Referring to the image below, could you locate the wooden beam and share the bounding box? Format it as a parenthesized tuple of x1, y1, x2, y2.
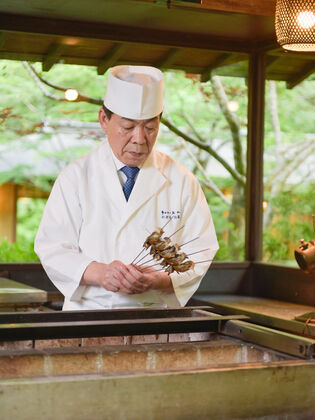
(155, 48, 183, 69)
(286, 62, 315, 89)
(0, 31, 6, 48)
(265, 55, 280, 71)
(268, 50, 315, 62)
(200, 53, 231, 82)
(42, 43, 65, 72)
(0, 13, 252, 53)
(256, 40, 279, 53)
(1, 51, 245, 76)
(192, 0, 276, 17)
(245, 53, 266, 261)
(147, 0, 276, 16)
(173, 0, 201, 4)
(97, 43, 126, 75)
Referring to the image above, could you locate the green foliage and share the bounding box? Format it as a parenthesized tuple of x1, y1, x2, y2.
(0, 165, 33, 185)
(204, 178, 245, 261)
(0, 61, 314, 263)
(263, 183, 315, 263)
(205, 190, 229, 234)
(264, 79, 315, 147)
(0, 237, 38, 262)
(0, 61, 105, 140)
(163, 71, 248, 146)
(0, 198, 45, 262)
(17, 198, 46, 243)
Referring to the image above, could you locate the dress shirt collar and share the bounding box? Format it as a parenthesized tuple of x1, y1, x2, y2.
(110, 147, 126, 171)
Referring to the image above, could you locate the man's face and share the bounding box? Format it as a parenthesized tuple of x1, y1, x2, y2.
(99, 109, 160, 167)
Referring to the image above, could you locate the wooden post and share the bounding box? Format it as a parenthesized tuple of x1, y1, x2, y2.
(245, 53, 265, 261)
(0, 182, 17, 242)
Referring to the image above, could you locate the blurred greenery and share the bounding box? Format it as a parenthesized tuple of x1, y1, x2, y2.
(263, 183, 315, 264)
(0, 237, 38, 262)
(0, 60, 314, 263)
(0, 198, 46, 262)
(17, 198, 46, 245)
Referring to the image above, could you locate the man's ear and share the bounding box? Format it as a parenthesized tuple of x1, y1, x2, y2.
(98, 108, 109, 132)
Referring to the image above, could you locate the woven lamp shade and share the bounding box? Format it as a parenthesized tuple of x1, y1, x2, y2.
(275, 0, 315, 51)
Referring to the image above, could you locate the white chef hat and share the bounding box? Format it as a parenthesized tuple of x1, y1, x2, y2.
(104, 65, 163, 120)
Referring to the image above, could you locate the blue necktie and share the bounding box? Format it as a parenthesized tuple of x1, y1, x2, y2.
(121, 166, 140, 201)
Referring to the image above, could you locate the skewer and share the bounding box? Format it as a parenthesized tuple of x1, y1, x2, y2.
(135, 236, 170, 265)
(152, 237, 171, 251)
(138, 257, 155, 266)
(140, 235, 199, 267)
(194, 259, 213, 264)
(131, 247, 146, 264)
(160, 248, 209, 265)
(139, 251, 173, 267)
(142, 261, 163, 269)
(140, 267, 167, 274)
(167, 225, 184, 239)
(138, 244, 207, 268)
(186, 248, 210, 257)
(141, 253, 186, 271)
(161, 218, 172, 230)
(134, 250, 151, 265)
(179, 236, 199, 248)
(141, 258, 214, 274)
(132, 224, 194, 266)
(133, 227, 165, 264)
(132, 220, 174, 264)
(138, 241, 179, 266)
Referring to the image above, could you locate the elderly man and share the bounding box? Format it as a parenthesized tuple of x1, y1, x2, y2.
(35, 65, 218, 310)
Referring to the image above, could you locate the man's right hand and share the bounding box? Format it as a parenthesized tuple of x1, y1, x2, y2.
(81, 261, 147, 294)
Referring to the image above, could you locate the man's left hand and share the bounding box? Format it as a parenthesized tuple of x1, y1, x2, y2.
(123, 264, 173, 294)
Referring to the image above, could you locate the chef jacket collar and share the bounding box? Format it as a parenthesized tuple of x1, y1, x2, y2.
(109, 146, 143, 188)
(110, 147, 126, 172)
(109, 146, 144, 171)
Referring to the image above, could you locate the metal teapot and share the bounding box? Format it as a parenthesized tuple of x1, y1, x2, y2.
(294, 214, 315, 274)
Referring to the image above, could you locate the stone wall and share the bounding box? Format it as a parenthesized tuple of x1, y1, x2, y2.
(0, 334, 288, 380)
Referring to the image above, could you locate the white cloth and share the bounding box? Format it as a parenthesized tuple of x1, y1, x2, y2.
(35, 140, 218, 310)
(104, 65, 164, 120)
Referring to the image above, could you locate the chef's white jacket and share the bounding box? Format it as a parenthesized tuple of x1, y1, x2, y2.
(35, 139, 218, 310)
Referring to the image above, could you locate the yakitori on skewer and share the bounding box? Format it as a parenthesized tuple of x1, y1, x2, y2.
(140, 247, 210, 270)
(143, 258, 213, 274)
(140, 243, 181, 265)
(132, 223, 205, 276)
(132, 219, 180, 264)
(143, 227, 164, 249)
(166, 260, 194, 274)
(133, 220, 173, 265)
(138, 235, 200, 267)
(165, 259, 213, 274)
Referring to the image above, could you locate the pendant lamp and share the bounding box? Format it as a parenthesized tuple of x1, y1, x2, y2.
(275, 0, 315, 51)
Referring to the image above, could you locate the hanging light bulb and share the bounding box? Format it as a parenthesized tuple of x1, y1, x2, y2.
(227, 100, 239, 112)
(65, 88, 79, 101)
(275, 0, 315, 52)
(297, 10, 315, 28)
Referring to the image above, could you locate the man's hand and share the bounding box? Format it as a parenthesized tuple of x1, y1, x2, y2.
(127, 264, 173, 293)
(81, 261, 173, 294)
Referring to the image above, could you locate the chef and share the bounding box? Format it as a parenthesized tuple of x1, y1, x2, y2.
(35, 65, 218, 310)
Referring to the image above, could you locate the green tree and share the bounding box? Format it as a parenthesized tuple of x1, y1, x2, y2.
(0, 60, 314, 263)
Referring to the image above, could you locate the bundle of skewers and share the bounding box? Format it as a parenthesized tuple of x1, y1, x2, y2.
(132, 220, 212, 275)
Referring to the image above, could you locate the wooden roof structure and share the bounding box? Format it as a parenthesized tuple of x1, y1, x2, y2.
(0, 0, 314, 87)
